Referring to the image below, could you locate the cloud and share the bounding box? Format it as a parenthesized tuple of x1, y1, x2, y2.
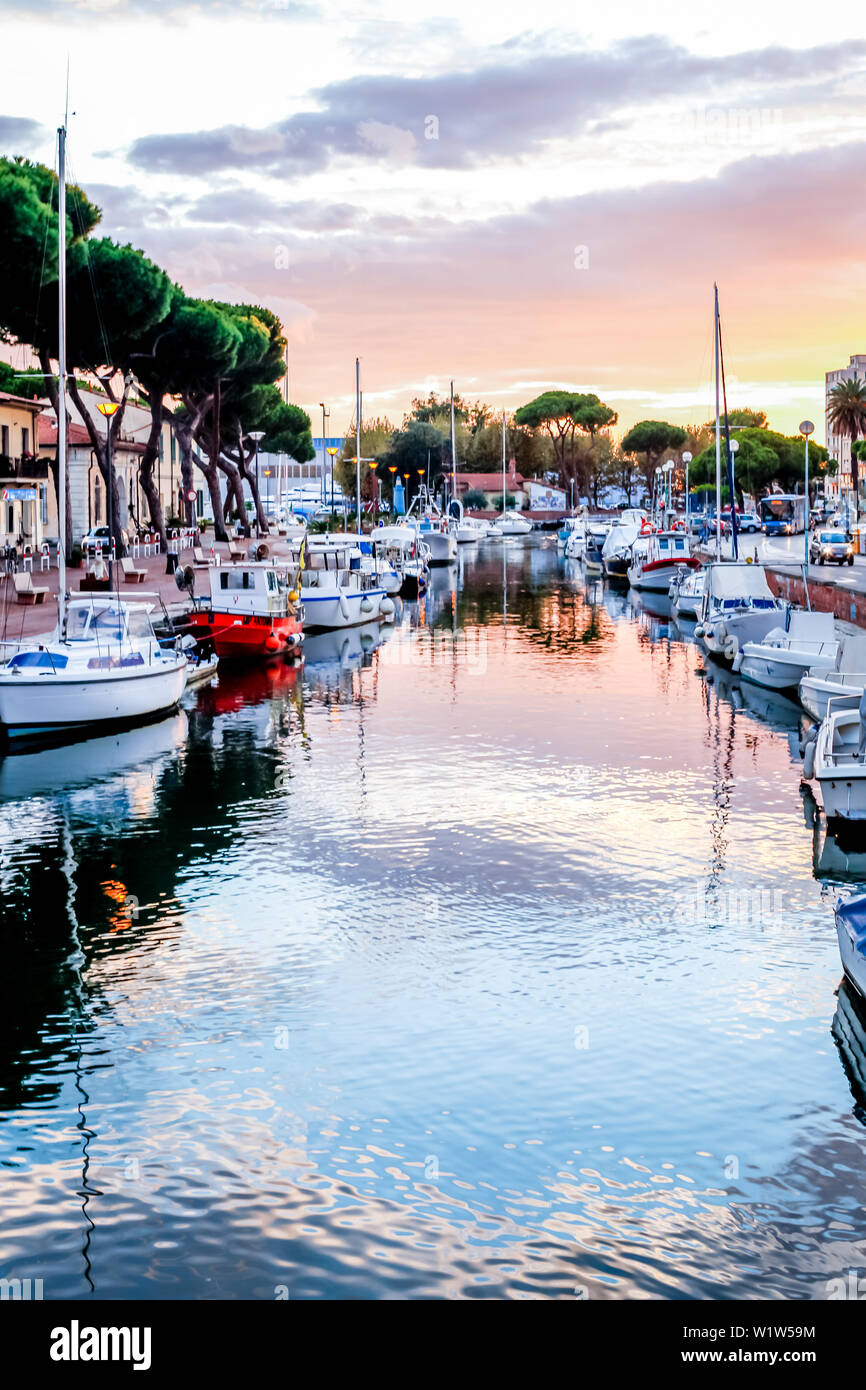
(3, 0, 317, 21)
(0, 115, 48, 152)
(110, 137, 866, 437)
(126, 35, 866, 176)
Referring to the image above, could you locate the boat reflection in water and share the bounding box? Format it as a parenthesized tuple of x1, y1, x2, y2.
(196, 653, 303, 717)
(0, 709, 188, 803)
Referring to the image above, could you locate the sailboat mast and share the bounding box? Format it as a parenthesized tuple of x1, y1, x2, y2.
(57, 124, 67, 634)
(450, 380, 456, 506)
(714, 283, 721, 562)
(355, 356, 361, 536)
(501, 411, 506, 516)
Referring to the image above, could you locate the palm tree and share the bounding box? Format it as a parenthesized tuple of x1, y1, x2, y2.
(828, 376, 866, 509)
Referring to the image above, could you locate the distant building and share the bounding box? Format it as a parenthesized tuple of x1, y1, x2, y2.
(454, 470, 526, 508)
(826, 354, 866, 499)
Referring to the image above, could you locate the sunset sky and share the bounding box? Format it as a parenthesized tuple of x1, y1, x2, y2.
(2, 0, 865, 442)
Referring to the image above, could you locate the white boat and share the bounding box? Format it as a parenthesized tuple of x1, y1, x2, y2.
(491, 509, 533, 538)
(0, 595, 187, 739)
(288, 539, 394, 629)
(695, 562, 788, 662)
(0, 128, 188, 742)
(804, 703, 866, 823)
(602, 509, 648, 581)
(564, 519, 588, 558)
(627, 529, 699, 592)
(734, 610, 840, 692)
(311, 531, 401, 595)
(835, 896, 866, 1001)
(449, 498, 486, 544)
(557, 515, 584, 551)
(799, 634, 866, 722)
(405, 487, 457, 564)
(370, 524, 429, 596)
(583, 523, 610, 574)
(670, 566, 706, 617)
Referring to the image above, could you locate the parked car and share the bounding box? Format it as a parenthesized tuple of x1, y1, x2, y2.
(719, 508, 760, 535)
(809, 528, 854, 566)
(81, 525, 130, 554)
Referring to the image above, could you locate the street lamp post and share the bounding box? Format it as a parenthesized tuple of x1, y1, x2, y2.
(800, 420, 815, 573)
(326, 446, 339, 519)
(682, 452, 692, 526)
(248, 430, 265, 536)
(96, 400, 121, 587)
(318, 403, 329, 506)
(729, 438, 739, 558)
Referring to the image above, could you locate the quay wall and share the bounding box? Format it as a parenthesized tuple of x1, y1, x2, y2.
(765, 567, 866, 628)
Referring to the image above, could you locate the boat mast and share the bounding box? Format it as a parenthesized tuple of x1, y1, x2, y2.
(501, 410, 506, 516)
(355, 356, 361, 536)
(57, 123, 67, 635)
(714, 283, 721, 562)
(450, 380, 456, 511)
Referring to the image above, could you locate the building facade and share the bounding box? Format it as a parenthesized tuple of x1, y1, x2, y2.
(0, 391, 51, 551)
(37, 389, 187, 543)
(825, 354, 866, 501)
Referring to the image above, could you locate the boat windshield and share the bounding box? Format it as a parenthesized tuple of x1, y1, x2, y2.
(66, 603, 127, 642)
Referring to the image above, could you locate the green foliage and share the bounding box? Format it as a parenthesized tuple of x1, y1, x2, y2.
(690, 427, 828, 498)
(461, 487, 488, 509)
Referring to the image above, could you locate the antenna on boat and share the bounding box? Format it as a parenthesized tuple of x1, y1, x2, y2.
(450, 380, 456, 511)
(355, 356, 361, 538)
(57, 122, 68, 638)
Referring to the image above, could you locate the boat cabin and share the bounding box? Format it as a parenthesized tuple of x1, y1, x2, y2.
(209, 564, 291, 615)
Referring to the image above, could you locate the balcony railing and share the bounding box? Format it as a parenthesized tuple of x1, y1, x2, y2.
(0, 455, 49, 481)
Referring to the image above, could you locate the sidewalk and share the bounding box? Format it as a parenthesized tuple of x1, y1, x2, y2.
(0, 534, 305, 643)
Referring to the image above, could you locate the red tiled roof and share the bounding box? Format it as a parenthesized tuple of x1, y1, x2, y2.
(38, 414, 92, 448)
(455, 470, 524, 490)
(38, 413, 147, 453)
(0, 390, 45, 410)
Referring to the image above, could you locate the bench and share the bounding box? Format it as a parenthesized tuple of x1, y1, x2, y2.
(13, 572, 48, 605)
(121, 557, 146, 584)
(228, 541, 245, 562)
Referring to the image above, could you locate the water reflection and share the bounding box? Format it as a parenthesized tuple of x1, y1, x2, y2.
(0, 544, 863, 1300)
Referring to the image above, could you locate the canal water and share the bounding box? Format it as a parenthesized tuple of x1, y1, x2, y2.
(1, 541, 865, 1300)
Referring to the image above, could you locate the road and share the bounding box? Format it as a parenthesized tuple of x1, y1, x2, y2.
(700, 529, 866, 595)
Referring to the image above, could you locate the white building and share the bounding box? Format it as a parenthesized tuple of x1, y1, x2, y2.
(826, 354, 866, 499)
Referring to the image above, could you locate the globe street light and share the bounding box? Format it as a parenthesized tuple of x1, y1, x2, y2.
(800, 420, 815, 572)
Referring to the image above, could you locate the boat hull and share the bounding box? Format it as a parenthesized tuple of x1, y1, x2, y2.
(188, 609, 304, 661)
(0, 660, 187, 737)
(629, 558, 700, 592)
(420, 531, 457, 563)
(302, 588, 387, 629)
(799, 675, 863, 723)
(737, 653, 813, 692)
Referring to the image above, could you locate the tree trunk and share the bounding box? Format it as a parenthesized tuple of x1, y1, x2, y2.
(138, 396, 168, 552)
(67, 375, 128, 558)
(38, 347, 74, 559)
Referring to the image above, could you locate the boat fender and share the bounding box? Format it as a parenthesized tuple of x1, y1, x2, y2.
(360, 596, 375, 614)
(724, 633, 739, 662)
(339, 592, 351, 621)
(694, 624, 704, 639)
(379, 596, 395, 618)
(803, 738, 817, 781)
(799, 725, 818, 760)
(732, 651, 743, 672)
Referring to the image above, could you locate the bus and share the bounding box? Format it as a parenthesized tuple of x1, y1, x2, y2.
(759, 494, 807, 536)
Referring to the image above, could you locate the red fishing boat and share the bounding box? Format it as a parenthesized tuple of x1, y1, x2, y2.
(186, 562, 304, 661)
